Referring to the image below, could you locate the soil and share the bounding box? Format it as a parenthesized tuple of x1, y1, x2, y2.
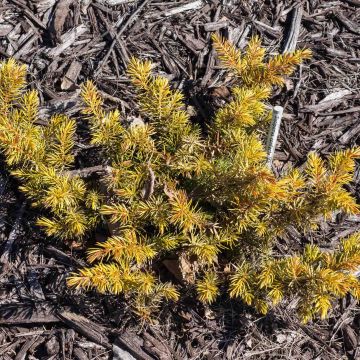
(0, 0, 360, 359)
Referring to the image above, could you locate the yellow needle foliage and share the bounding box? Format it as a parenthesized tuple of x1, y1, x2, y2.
(1, 34, 359, 323)
(0, 60, 100, 240)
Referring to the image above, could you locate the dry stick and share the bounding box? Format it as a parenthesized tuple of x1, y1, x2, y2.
(141, 165, 155, 200)
(65, 165, 112, 178)
(106, 0, 137, 4)
(164, 0, 203, 17)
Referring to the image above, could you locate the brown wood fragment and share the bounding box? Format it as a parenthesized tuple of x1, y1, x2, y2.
(282, 5, 303, 53)
(45, 336, 60, 356)
(143, 331, 179, 360)
(44, 245, 86, 267)
(73, 347, 88, 360)
(300, 90, 352, 113)
(27, 269, 46, 300)
(9, 0, 47, 30)
(57, 311, 111, 350)
(317, 105, 360, 117)
(164, 0, 204, 17)
(339, 122, 360, 144)
(0, 303, 59, 325)
(61, 60, 83, 90)
(114, 332, 155, 360)
(50, 0, 73, 44)
(204, 19, 229, 32)
(254, 20, 281, 37)
(106, 0, 136, 4)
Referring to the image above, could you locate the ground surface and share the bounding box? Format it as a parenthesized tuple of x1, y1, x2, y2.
(0, 0, 360, 359)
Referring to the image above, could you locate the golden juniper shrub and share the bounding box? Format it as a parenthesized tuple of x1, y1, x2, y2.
(1, 35, 359, 322)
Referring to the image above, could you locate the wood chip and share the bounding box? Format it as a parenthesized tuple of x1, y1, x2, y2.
(164, 0, 203, 17)
(57, 311, 111, 350)
(61, 60, 83, 90)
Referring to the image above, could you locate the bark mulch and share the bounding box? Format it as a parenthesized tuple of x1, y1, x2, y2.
(0, 0, 360, 359)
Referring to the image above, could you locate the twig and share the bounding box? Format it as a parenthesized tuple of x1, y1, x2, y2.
(266, 106, 283, 167)
(65, 165, 112, 178)
(164, 0, 203, 17)
(300, 90, 352, 113)
(106, 0, 136, 4)
(141, 165, 155, 200)
(317, 105, 360, 117)
(44, 245, 86, 267)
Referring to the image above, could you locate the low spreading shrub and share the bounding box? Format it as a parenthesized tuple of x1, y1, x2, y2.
(1, 34, 359, 322)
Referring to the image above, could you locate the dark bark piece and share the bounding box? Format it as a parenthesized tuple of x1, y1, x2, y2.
(0, 303, 59, 325)
(94, 0, 150, 76)
(143, 331, 181, 360)
(317, 105, 360, 117)
(49, 0, 73, 44)
(56, 311, 111, 350)
(73, 347, 88, 360)
(281, 5, 303, 53)
(65, 329, 76, 358)
(44, 245, 86, 267)
(300, 90, 353, 113)
(253, 20, 281, 38)
(342, 0, 360, 5)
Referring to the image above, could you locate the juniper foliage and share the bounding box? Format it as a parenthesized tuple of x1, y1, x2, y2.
(1, 35, 359, 322)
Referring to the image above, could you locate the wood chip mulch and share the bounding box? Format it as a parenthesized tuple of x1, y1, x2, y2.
(0, 0, 360, 359)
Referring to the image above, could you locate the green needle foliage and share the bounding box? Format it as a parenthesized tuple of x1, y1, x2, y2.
(1, 34, 359, 323)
